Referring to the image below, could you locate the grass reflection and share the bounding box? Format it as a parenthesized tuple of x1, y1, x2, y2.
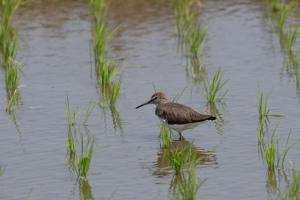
(153, 140, 216, 177)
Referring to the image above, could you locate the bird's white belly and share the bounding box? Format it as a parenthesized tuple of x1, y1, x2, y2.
(167, 122, 204, 133)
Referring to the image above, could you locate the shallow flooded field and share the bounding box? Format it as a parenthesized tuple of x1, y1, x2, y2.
(0, 0, 300, 199)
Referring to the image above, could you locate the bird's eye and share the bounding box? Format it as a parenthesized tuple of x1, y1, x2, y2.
(153, 96, 158, 100)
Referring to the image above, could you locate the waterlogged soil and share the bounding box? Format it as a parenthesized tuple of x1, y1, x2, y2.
(0, 0, 300, 199)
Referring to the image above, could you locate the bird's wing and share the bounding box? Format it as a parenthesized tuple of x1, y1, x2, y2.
(155, 103, 214, 124)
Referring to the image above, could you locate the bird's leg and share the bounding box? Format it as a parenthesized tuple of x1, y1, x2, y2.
(178, 132, 184, 140)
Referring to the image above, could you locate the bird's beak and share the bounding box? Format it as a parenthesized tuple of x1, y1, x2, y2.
(136, 99, 153, 109)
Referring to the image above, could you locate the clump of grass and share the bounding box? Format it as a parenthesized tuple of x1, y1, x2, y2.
(266, 169, 277, 193)
(265, 129, 279, 171)
(65, 96, 95, 127)
(282, 26, 300, 53)
(204, 69, 228, 104)
(268, 0, 281, 12)
(171, 143, 204, 200)
(279, 167, 300, 200)
(173, 0, 196, 40)
(89, 0, 122, 108)
(174, 165, 204, 200)
(280, 130, 299, 170)
(90, 0, 107, 65)
(5, 60, 21, 112)
(160, 124, 171, 149)
(66, 127, 76, 174)
(276, 2, 293, 33)
(173, 0, 207, 84)
(77, 132, 94, 179)
(186, 25, 207, 66)
(286, 168, 300, 199)
(288, 51, 300, 69)
(110, 105, 122, 130)
(168, 148, 187, 175)
(257, 119, 268, 159)
(264, 127, 298, 172)
(168, 143, 196, 175)
(78, 178, 95, 200)
(65, 98, 97, 178)
(0, 0, 22, 113)
(109, 75, 121, 107)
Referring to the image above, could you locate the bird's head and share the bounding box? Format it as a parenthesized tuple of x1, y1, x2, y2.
(136, 92, 170, 109)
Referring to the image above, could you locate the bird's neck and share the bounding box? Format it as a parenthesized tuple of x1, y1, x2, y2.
(157, 100, 170, 106)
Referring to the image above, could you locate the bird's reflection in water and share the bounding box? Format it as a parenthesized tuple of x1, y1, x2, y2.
(153, 140, 217, 177)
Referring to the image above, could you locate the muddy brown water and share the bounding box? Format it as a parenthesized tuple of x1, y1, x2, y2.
(0, 0, 300, 199)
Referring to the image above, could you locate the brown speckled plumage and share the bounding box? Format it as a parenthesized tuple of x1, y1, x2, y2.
(155, 102, 215, 125)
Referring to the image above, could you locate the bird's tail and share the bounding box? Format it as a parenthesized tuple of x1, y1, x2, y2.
(208, 116, 216, 120)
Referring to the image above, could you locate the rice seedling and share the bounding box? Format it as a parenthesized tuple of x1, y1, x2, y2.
(186, 25, 206, 63)
(282, 26, 300, 53)
(276, 2, 293, 33)
(5, 60, 21, 113)
(89, 0, 122, 108)
(167, 143, 196, 175)
(263, 127, 298, 172)
(257, 120, 267, 159)
(172, 146, 204, 200)
(173, 0, 195, 40)
(204, 69, 228, 104)
(93, 17, 108, 78)
(78, 178, 95, 200)
(109, 76, 121, 107)
(257, 92, 270, 121)
(77, 132, 94, 179)
(265, 129, 279, 171)
(66, 96, 95, 127)
(168, 148, 186, 175)
(97, 60, 121, 107)
(286, 168, 300, 199)
(287, 51, 300, 70)
(110, 105, 122, 130)
(256, 105, 285, 161)
(173, 0, 209, 87)
(279, 167, 300, 200)
(160, 123, 172, 149)
(266, 169, 277, 193)
(0, 0, 22, 50)
(1, 31, 18, 69)
(66, 96, 77, 127)
(280, 130, 300, 170)
(191, 61, 207, 85)
(67, 127, 76, 174)
(268, 0, 281, 12)
(67, 127, 76, 155)
(83, 101, 96, 126)
(174, 168, 204, 200)
(0, 0, 23, 112)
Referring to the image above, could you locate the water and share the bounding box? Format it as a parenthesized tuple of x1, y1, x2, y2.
(0, 0, 300, 199)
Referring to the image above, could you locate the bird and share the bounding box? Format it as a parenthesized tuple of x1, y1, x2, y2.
(136, 92, 216, 140)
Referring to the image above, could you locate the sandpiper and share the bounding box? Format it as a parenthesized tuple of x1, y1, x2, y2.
(136, 92, 216, 139)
